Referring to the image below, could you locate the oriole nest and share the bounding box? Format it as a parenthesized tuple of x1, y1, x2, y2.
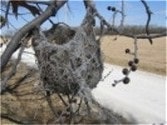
(32, 24, 103, 95)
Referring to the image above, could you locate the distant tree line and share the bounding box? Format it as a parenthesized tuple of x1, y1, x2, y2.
(2, 25, 166, 39)
(93, 25, 166, 35)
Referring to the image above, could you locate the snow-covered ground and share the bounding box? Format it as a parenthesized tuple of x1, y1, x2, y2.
(0, 45, 36, 68)
(1, 45, 166, 124)
(92, 64, 166, 124)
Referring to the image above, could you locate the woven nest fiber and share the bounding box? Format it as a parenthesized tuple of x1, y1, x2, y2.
(32, 25, 103, 95)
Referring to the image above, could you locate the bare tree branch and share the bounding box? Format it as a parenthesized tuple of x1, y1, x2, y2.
(1, 46, 25, 94)
(119, 0, 125, 32)
(99, 8, 166, 39)
(141, 0, 153, 44)
(5, 1, 10, 28)
(0, 0, 67, 71)
(27, 1, 51, 6)
(45, 94, 59, 118)
(1, 114, 25, 124)
(122, 32, 166, 39)
(83, 0, 166, 40)
(1, 8, 31, 15)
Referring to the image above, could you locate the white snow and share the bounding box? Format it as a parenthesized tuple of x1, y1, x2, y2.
(92, 64, 166, 124)
(1, 45, 166, 124)
(0, 45, 36, 68)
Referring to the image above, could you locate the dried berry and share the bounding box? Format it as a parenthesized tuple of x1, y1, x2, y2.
(125, 49, 130, 54)
(112, 84, 116, 87)
(123, 77, 130, 84)
(111, 7, 116, 11)
(107, 6, 111, 10)
(128, 61, 133, 67)
(122, 68, 129, 75)
(134, 58, 139, 64)
(131, 65, 137, 71)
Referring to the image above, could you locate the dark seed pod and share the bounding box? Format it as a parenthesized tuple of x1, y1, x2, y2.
(123, 77, 130, 84)
(111, 7, 116, 11)
(112, 84, 116, 87)
(122, 68, 129, 75)
(131, 65, 137, 71)
(107, 6, 111, 10)
(125, 49, 130, 54)
(134, 58, 139, 64)
(128, 61, 133, 67)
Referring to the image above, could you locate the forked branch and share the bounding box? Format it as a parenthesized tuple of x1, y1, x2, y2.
(141, 0, 153, 44)
(0, 0, 67, 71)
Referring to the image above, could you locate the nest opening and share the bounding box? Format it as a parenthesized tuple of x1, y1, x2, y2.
(44, 24, 76, 45)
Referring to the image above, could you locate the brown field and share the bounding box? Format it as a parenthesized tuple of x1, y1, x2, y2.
(100, 35, 166, 75)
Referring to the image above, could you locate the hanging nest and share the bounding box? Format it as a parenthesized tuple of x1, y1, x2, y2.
(32, 12, 103, 95)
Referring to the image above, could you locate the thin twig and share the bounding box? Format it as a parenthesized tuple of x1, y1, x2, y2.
(75, 98, 83, 115)
(5, 1, 10, 28)
(1, 46, 25, 94)
(122, 32, 166, 39)
(57, 93, 68, 107)
(45, 94, 59, 118)
(101, 70, 113, 81)
(20, 15, 30, 23)
(1, 114, 24, 124)
(27, 1, 51, 6)
(8, 22, 17, 30)
(0, 8, 31, 15)
(119, 0, 126, 32)
(141, 0, 153, 44)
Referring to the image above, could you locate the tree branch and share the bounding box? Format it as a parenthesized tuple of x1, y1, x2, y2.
(1, 114, 24, 124)
(141, 0, 153, 44)
(27, 1, 51, 6)
(0, 0, 67, 72)
(87, 2, 166, 39)
(5, 1, 10, 28)
(1, 8, 31, 15)
(1, 46, 24, 94)
(121, 32, 167, 39)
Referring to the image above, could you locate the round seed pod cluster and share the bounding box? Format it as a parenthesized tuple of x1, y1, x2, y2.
(121, 48, 140, 85)
(107, 6, 116, 12)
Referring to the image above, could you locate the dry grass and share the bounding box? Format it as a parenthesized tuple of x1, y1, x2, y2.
(0, 62, 68, 124)
(100, 35, 166, 75)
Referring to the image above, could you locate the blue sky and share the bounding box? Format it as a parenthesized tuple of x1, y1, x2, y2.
(1, 0, 166, 34)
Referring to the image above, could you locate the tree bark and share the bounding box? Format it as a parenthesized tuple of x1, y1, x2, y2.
(0, 0, 67, 72)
